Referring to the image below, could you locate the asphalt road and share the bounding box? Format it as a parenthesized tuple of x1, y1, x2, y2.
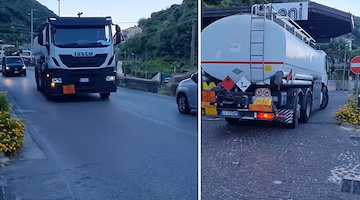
(0, 68, 198, 200)
(202, 91, 360, 200)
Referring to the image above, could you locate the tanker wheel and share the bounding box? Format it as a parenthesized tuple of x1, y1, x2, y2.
(320, 87, 329, 110)
(287, 95, 300, 129)
(300, 95, 312, 123)
(225, 118, 239, 124)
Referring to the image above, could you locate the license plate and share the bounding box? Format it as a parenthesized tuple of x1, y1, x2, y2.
(221, 110, 239, 116)
(14, 71, 19, 73)
(79, 78, 89, 83)
(204, 106, 217, 116)
(63, 85, 75, 94)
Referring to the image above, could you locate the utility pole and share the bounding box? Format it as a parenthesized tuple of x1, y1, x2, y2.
(190, 19, 197, 72)
(57, 0, 60, 16)
(28, 9, 36, 54)
(145, 50, 148, 79)
(342, 44, 348, 90)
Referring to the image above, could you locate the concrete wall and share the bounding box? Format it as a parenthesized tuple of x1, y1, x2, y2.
(118, 76, 159, 93)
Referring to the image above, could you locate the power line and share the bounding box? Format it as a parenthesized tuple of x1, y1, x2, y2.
(130, 18, 195, 38)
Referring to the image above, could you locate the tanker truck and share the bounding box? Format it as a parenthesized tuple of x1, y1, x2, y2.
(201, 4, 329, 128)
(33, 17, 118, 100)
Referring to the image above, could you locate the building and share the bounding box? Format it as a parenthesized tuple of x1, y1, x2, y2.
(122, 26, 142, 42)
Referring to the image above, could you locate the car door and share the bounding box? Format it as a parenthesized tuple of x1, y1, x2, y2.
(187, 74, 198, 109)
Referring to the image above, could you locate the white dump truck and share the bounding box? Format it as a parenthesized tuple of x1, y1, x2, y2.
(33, 17, 118, 99)
(201, 4, 329, 128)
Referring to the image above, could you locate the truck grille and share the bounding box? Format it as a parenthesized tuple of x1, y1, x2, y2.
(59, 54, 107, 68)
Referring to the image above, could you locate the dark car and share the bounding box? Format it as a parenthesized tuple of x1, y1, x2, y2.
(2, 56, 27, 77)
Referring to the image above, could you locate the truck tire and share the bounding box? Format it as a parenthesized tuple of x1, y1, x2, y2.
(300, 95, 312, 123)
(177, 94, 191, 114)
(320, 87, 329, 110)
(225, 118, 239, 124)
(288, 95, 300, 129)
(36, 75, 44, 91)
(100, 92, 111, 99)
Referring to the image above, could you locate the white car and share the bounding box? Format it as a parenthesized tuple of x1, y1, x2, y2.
(176, 73, 198, 114)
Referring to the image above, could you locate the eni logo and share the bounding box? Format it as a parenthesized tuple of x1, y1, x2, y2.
(74, 52, 94, 57)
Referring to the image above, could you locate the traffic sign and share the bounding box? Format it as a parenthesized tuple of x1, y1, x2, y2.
(350, 56, 360, 74)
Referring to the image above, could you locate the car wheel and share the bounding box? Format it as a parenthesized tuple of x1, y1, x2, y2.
(100, 92, 110, 99)
(23, 71, 27, 77)
(177, 94, 191, 114)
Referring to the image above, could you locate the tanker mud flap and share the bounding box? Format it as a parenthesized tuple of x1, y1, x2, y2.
(274, 109, 294, 124)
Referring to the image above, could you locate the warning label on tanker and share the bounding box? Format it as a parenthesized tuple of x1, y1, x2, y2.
(236, 76, 251, 92)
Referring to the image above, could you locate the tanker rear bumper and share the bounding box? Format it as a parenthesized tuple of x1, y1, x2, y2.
(204, 108, 294, 124)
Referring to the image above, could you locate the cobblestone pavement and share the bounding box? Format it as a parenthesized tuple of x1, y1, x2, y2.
(202, 91, 360, 200)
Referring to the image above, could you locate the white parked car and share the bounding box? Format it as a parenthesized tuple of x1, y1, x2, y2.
(176, 72, 198, 114)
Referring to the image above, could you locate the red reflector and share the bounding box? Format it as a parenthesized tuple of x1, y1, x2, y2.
(256, 112, 274, 120)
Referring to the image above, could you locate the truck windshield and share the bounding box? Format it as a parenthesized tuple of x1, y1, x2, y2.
(52, 26, 111, 48)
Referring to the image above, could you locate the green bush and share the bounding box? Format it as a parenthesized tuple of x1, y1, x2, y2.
(334, 95, 360, 125)
(0, 93, 25, 153)
(0, 92, 10, 112)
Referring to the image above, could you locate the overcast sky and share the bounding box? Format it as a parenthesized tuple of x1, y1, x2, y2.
(36, 0, 183, 29)
(311, 0, 360, 16)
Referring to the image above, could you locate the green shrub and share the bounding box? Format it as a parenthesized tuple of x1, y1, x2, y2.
(334, 95, 360, 125)
(0, 92, 10, 112)
(0, 93, 25, 153)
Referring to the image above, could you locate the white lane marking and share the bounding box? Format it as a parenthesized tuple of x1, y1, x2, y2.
(116, 106, 197, 137)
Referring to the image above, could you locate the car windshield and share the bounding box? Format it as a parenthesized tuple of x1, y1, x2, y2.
(6, 58, 23, 64)
(52, 26, 111, 48)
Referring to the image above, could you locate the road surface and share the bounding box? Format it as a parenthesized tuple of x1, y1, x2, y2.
(202, 91, 360, 200)
(0, 67, 198, 200)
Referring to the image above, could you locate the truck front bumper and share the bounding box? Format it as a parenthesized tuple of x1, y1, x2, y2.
(44, 68, 117, 95)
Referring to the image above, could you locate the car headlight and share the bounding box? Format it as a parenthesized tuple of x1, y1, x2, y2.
(22, 65, 26, 69)
(106, 76, 115, 82)
(5, 66, 9, 70)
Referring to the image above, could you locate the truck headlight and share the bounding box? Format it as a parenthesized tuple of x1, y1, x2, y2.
(106, 76, 115, 82)
(5, 66, 10, 70)
(51, 78, 62, 83)
(22, 65, 26, 69)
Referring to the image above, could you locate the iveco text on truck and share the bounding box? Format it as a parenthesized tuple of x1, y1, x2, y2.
(201, 4, 329, 128)
(34, 17, 118, 99)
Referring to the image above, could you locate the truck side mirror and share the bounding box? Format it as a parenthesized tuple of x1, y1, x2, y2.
(38, 33, 44, 45)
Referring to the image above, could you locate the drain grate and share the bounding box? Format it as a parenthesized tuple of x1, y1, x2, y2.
(341, 178, 360, 194)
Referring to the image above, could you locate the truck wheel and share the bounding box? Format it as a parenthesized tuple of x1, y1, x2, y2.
(100, 92, 110, 99)
(37, 76, 43, 91)
(225, 118, 239, 124)
(177, 94, 191, 114)
(288, 96, 300, 129)
(320, 87, 329, 110)
(300, 95, 312, 123)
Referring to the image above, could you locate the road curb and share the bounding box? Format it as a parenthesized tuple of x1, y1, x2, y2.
(339, 124, 360, 133)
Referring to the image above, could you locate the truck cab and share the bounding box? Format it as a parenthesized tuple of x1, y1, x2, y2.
(34, 17, 117, 99)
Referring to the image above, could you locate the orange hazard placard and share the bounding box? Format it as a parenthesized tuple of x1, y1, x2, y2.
(202, 91, 216, 103)
(63, 85, 75, 94)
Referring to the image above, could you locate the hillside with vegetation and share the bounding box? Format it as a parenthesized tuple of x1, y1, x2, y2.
(120, 0, 197, 77)
(0, 0, 56, 44)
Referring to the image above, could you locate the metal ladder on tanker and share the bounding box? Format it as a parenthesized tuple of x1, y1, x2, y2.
(249, 4, 316, 85)
(249, 4, 272, 85)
